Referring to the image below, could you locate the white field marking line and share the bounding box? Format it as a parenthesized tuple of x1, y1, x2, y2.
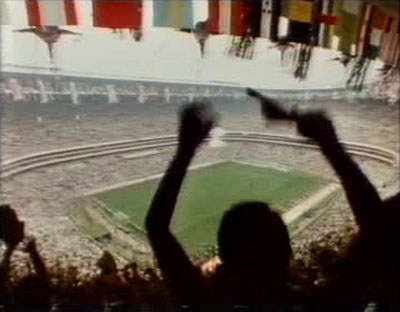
(232, 160, 290, 172)
(119, 149, 160, 160)
(282, 183, 340, 224)
(85, 160, 227, 196)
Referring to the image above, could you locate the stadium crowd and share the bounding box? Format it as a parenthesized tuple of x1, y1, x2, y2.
(1, 90, 399, 311)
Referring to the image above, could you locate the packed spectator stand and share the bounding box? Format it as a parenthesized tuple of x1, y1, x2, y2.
(1, 89, 398, 311)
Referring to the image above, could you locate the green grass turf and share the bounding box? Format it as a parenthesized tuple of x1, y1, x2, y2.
(95, 161, 325, 253)
(69, 206, 109, 240)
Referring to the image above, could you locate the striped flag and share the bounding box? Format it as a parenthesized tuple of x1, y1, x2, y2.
(371, 7, 392, 33)
(362, 5, 392, 59)
(153, 0, 194, 29)
(317, 0, 337, 48)
(25, 0, 78, 26)
(93, 0, 142, 30)
(207, 0, 262, 37)
(207, 0, 232, 35)
(286, 0, 315, 44)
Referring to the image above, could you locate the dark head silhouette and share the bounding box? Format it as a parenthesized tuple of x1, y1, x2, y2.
(217, 201, 292, 282)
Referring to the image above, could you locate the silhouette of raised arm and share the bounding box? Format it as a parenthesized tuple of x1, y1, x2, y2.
(0, 205, 24, 305)
(296, 112, 383, 235)
(145, 102, 216, 302)
(24, 237, 48, 280)
(248, 88, 384, 235)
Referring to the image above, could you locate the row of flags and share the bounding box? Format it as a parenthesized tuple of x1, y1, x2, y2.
(2, 1, 398, 67)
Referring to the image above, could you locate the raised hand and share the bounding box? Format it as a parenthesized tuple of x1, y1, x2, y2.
(296, 111, 338, 144)
(178, 102, 217, 151)
(246, 88, 298, 121)
(23, 236, 37, 254)
(0, 204, 24, 247)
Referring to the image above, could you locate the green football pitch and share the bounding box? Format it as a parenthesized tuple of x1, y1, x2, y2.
(95, 162, 324, 253)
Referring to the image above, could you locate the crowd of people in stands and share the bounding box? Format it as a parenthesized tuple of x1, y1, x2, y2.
(1, 89, 398, 311)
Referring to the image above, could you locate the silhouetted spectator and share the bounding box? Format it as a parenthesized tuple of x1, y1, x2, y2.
(145, 102, 301, 310)
(14, 237, 50, 311)
(0, 205, 24, 308)
(248, 88, 399, 309)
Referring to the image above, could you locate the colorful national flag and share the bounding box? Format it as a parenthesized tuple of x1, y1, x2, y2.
(230, 0, 262, 37)
(93, 0, 142, 30)
(288, 0, 313, 23)
(207, 0, 231, 34)
(207, 0, 262, 37)
(286, 0, 321, 44)
(153, 0, 194, 29)
(361, 5, 391, 59)
(316, 0, 337, 48)
(333, 1, 362, 54)
(25, 0, 78, 26)
(370, 7, 393, 33)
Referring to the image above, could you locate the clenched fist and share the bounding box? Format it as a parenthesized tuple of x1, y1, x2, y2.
(178, 102, 218, 150)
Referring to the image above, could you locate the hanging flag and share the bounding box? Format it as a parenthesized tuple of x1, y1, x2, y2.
(208, 0, 262, 37)
(207, 0, 220, 34)
(333, 0, 362, 54)
(207, 0, 231, 35)
(286, 0, 319, 44)
(25, 0, 78, 26)
(371, 8, 393, 33)
(153, 0, 194, 29)
(218, 0, 232, 34)
(230, 0, 262, 37)
(357, 3, 374, 57)
(317, 0, 336, 48)
(361, 5, 391, 59)
(260, 0, 281, 41)
(371, 8, 386, 29)
(206, 0, 236, 36)
(288, 0, 313, 23)
(93, 0, 142, 30)
(379, 16, 399, 66)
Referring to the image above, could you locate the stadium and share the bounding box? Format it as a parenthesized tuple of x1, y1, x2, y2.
(2, 69, 398, 265)
(0, 0, 399, 309)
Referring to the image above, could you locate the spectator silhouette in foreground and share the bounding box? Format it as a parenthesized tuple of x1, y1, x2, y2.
(14, 236, 50, 311)
(145, 102, 295, 310)
(249, 88, 400, 309)
(0, 205, 24, 307)
(0, 205, 50, 311)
